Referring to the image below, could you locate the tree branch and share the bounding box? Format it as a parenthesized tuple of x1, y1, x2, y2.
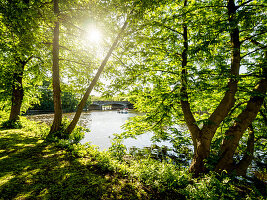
(240, 31, 267, 44)
(241, 46, 267, 59)
(59, 58, 94, 66)
(236, 0, 253, 9)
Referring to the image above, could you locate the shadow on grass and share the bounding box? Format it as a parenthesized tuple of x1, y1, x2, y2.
(0, 130, 150, 200)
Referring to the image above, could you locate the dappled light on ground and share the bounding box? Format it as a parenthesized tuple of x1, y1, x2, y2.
(0, 130, 149, 199)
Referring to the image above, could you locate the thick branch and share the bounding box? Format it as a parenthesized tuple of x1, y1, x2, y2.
(241, 46, 267, 59)
(236, 0, 253, 9)
(215, 66, 267, 172)
(240, 31, 267, 44)
(235, 124, 255, 176)
(180, 0, 200, 149)
(201, 0, 240, 138)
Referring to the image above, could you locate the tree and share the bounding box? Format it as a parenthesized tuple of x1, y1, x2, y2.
(44, 0, 133, 135)
(64, 0, 165, 134)
(49, 0, 63, 133)
(0, 0, 48, 122)
(110, 0, 266, 176)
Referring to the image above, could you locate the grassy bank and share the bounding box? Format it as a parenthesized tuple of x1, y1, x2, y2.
(0, 117, 265, 199)
(0, 129, 152, 199)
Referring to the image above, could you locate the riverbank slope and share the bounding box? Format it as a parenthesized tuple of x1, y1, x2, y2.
(0, 128, 156, 199)
(0, 119, 265, 199)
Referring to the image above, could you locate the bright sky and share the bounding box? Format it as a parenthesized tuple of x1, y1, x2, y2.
(86, 26, 102, 44)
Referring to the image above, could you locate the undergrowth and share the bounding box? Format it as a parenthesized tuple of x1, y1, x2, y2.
(0, 112, 265, 199)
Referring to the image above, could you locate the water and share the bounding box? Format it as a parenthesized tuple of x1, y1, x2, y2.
(27, 110, 170, 151)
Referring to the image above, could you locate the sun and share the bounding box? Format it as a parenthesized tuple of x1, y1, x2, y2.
(87, 28, 102, 44)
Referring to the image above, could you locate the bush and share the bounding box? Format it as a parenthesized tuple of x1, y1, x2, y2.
(128, 158, 191, 192)
(183, 172, 239, 199)
(1, 119, 23, 129)
(47, 117, 85, 142)
(109, 133, 127, 161)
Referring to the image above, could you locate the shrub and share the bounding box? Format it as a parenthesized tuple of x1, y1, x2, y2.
(1, 119, 23, 129)
(109, 133, 127, 161)
(46, 117, 86, 145)
(183, 172, 239, 199)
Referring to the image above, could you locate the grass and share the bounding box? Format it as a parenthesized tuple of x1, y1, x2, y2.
(0, 129, 155, 199)
(0, 116, 265, 199)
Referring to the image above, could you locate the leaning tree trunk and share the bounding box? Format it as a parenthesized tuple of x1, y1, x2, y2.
(49, 0, 63, 134)
(215, 67, 267, 173)
(9, 57, 32, 122)
(65, 20, 128, 135)
(215, 39, 267, 174)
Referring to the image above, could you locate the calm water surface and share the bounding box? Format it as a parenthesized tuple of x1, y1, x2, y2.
(27, 110, 170, 151)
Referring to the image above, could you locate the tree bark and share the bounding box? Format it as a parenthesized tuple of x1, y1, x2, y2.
(9, 57, 32, 122)
(180, 4, 200, 151)
(215, 38, 267, 173)
(215, 68, 267, 172)
(179, 0, 211, 177)
(49, 0, 63, 134)
(234, 125, 255, 176)
(186, 0, 241, 176)
(65, 19, 129, 134)
(201, 0, 240, 140)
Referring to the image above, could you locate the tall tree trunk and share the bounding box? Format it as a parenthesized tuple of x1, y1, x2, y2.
(49, 0, 62, 134)
(65, 19, 129, 135)
(185, 0, 241, 176)
(9, 57, 32, 122)
(9, 63, 25, 122)
(179, 0, 205, 176)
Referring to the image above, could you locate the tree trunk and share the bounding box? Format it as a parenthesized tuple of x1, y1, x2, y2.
(9, 63, 25, 122)
(187, 0, 241, 176)
(234, 125, 255, 176)
(180, 1, 200, 152)
(9, 57, 32, 122)
(65, 19, 129, 134)
(49, 0, 63, 134)
(215, 69, 267, 173)
(215, 41, 267, 173)
(188, 136, 211, 176)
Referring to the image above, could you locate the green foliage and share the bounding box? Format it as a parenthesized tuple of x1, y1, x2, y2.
(32, 81, 81, 112)
(129, 159, 191, 191)
(0, 112, 49, 138)
(183, 172, 238, 199)
(107, 0, 267, 175)
(47, 117, 86, 145)
(0, 127, 265, 199)
(21, 118, 49, 138)
(109, 133, 127, 161)
(0, 0, 49, 114)
(1, 119, 23, 129)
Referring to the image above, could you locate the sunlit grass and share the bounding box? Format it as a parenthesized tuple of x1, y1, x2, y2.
(0, 117, 264, 199)
(0, 128, 150, 199)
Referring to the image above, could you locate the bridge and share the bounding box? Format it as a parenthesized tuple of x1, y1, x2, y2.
(88, 101, 133, 110)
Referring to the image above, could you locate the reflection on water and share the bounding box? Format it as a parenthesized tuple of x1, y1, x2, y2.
(27, 110, 170, 151)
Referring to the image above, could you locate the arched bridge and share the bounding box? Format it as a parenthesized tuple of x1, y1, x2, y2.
(88, 101, 133, 110)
